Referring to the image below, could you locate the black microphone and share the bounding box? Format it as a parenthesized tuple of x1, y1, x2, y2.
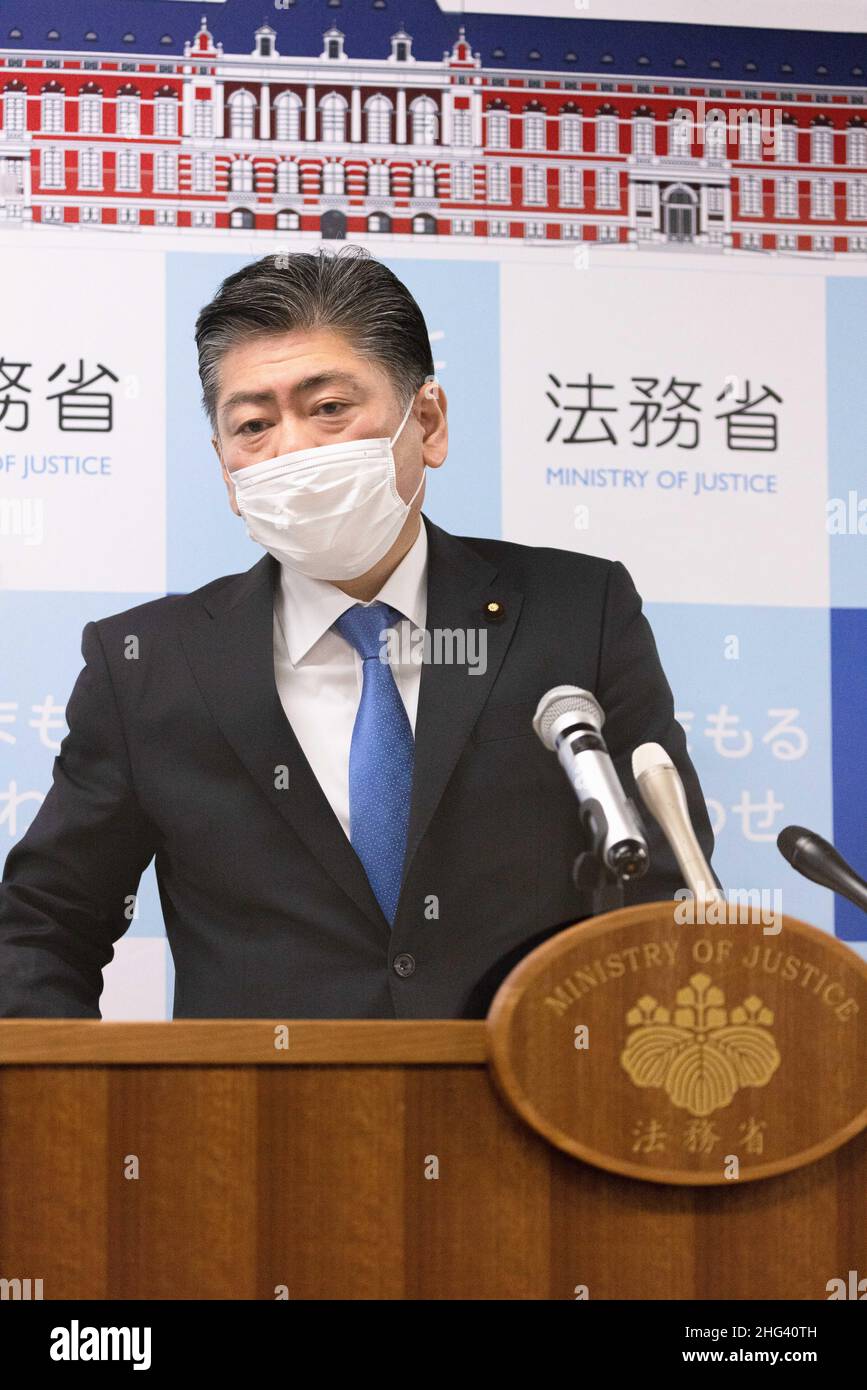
(777, 825, 867, 916)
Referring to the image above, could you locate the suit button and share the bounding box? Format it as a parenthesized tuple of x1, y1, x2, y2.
(392, 953, 416, 978)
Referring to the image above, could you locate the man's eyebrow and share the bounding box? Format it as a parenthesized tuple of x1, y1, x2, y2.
(220, 389, 277, 418)
(294, 369, 364, 394)
(219, 371, 364, 420)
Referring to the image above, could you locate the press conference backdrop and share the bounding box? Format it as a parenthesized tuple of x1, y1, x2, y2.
(1, 0, 865, 1018)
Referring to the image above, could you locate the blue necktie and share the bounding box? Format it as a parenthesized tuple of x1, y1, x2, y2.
(332, 602, 414, 924)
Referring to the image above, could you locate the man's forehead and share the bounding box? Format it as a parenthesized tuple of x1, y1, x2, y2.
(216, 335, 383, 412)
(221, 326, 358, 373)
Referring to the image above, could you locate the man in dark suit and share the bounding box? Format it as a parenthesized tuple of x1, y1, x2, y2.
(0, 248, 717, 1019)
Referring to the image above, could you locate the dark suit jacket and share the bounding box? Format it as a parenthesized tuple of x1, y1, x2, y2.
(0, 513, 718, 1019)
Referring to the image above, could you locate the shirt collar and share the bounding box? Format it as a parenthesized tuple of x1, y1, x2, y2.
(276, 516, 429, 666)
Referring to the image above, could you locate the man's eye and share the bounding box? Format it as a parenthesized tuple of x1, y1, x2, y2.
(239, 420, 269, 435)
(316, 401, 346, 416)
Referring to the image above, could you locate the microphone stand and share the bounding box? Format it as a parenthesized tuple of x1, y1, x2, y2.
(572, 849, 626, 915)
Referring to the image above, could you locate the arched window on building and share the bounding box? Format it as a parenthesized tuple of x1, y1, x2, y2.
(560, 166, 582, 206)
(487, 108, 509, 149)
(228, 90, 256, 141)
(668, 108, 693, 158)
(40, 144, 64, 188)
(368, 211, 391, 232)
(41, 86, 65, 134)
(523, 111, 545, 151)
(775, 175, 797, 217)
(276, 208, 300, 230)
(848, 177, 867, 218)
(595, 167, 619, 208)
(275, 159, 300, 194)
(193, 98, 212, 139)
(192, 152, 214, 193)
(774, 117, 798, 163)
(663, 183, 698, 240)
(366, 94, 392, 144)
(274, 92, 302, 142)
(739, 173, 762, 214)
(410, 96, 437, 145)
(368, 163, 390, 196)
(705, 108, 727, 160)
(738, 112, 762, 160)
(79, 147, 102, 190)
(116, 149, 139, 191)
(79, 86, 103, 135)
(524, 164, 546, 204)
(230, 158, 254, 193)
(450, 161, 474, 200)
(487, 163, 509, 201)
(559, 109, 581, 153)
(2, 88, 26, 137)
(413, 164, 435, 197)
(811, 177, 832, 217)
(846, 123, 866, 166)
(116, 89, 140, 138)
(811, 123, 834, 165)
(154, 150, 177, 192)
(632, 112, 654, 157)
(322, 160, 345, 194)
(452, 109, 472, 145)
(321, 209, 346, 238)
(320, 92, 347, 143)
(596, 112, 619, 155)
(155, 93, 178, 138)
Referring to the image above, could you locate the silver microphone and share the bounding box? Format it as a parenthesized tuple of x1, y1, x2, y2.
(631, 742, 724, 906)
(533, 685, 649, 880)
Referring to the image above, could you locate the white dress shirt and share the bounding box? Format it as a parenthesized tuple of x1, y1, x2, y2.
(272, 519, 429, 841)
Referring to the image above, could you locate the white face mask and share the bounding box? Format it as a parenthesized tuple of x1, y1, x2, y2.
(230, 396, 422, 580)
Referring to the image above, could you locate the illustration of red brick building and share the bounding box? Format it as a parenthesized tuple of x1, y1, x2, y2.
(0, 13, 865, 255)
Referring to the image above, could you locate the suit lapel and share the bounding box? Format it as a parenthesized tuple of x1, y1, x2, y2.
(176, 513, 524, 934)
(400, 517, 524, 894)
(177, 549, 390, 931)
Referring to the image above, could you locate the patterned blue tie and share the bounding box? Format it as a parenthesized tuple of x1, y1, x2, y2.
(332, 602, 414, 924)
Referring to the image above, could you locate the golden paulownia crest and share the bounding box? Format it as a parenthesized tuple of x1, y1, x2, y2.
(620, 971, 781, 1117)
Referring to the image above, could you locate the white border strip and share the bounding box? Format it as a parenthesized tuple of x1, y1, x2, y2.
(437, 0, 867, 35)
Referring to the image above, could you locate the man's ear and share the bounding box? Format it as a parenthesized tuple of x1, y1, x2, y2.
(213, 434, 241, 518)
(420, 380, 448, 470)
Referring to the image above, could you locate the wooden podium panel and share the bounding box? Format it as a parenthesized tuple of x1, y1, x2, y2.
(0, 1019, 864, 1300)
(488, 906, 867, 1184)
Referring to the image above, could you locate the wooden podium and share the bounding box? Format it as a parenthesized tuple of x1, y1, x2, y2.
(1, 903, 865, 1300)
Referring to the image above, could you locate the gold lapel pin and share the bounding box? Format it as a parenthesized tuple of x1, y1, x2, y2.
(483, 600, 506, 624)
